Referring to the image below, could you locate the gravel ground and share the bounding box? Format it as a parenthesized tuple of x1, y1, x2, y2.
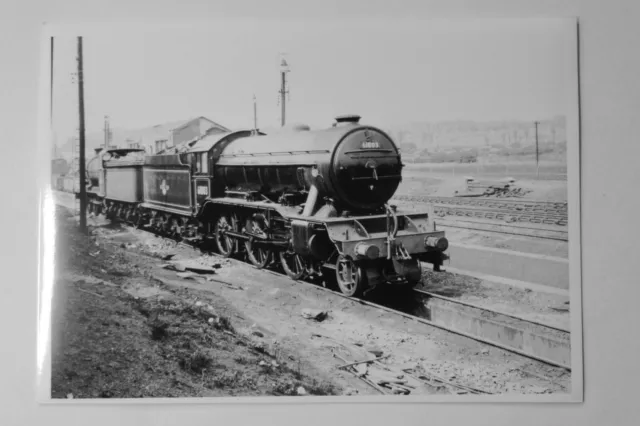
(51, 192, 572, 398)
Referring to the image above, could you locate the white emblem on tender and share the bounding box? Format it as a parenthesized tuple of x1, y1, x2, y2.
(160, 179, 170, 195)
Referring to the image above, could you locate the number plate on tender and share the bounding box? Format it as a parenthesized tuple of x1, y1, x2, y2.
(197, 185, 209, 196)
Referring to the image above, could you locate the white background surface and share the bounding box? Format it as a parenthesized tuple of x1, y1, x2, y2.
(1, 0, 639, 425)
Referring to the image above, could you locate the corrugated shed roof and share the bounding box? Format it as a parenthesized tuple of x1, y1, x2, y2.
(184, 129, 264, 153)
(187, 130, 234, 153)
(171, 116, 231, 133)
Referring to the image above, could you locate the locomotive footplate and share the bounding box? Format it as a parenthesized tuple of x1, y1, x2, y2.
(317, 209, 449, 296)
(320, 212, 449, 264)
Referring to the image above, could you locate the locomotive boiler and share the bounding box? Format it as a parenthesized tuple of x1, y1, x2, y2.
(213, 115, 403, 213)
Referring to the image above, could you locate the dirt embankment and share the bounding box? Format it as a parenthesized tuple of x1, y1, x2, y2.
(50, 207, 338, 398)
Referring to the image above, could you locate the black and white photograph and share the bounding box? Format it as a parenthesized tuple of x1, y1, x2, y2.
(37, 17, 582, 402)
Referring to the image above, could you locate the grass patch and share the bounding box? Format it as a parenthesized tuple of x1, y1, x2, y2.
(178, 349, 214, 374)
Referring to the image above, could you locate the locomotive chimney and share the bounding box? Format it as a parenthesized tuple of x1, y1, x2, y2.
(94, 147, 103, 155)
(334, 114, 361, 127)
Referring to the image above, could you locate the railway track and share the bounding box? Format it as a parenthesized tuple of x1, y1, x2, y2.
(262, 266, 572, 393)
(409, 290, 570, 369)
(393, 195, 569, 226)
(331, 285, 571, 371)
(436, 219, 569, 241)
(123, 217, 572, 372)
(394, 194, 568, 213)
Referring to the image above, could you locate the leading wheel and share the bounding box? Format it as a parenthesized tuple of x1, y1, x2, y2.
(244, 217, 271, 268)
(279, 250, 308, 280)
(335, 255, 367, 297)
(214, 214, 238, 257)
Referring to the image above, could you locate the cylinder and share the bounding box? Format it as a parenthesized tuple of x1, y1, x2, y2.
(355, 243, 380, 259)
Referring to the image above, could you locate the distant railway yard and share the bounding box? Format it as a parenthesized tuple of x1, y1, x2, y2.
(392, 194, 569, 227)
(51, 182, 572, 398)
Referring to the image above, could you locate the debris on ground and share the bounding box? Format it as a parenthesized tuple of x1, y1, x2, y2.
(528, 385, 549, 394)
(455, 179, 533, 198)
(205, 276, 244, 290)
(332, 352, 415, 395)
(175, 271, 204, 280)
(162, 263, 187, 272)
(175, 260, 218, 275)
(365, 346, 384, 357)
(301, 309, 329, 322)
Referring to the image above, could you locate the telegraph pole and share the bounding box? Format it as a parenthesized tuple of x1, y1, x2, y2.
(50, 36, 55, 161)
(103, 115, 111, 150)
(253, 94, 258, 130)
(534, 121, 540, 179)
(50, 37, 54, 129)
(278, 56, 290, 127)
(77, 37, 87, 233)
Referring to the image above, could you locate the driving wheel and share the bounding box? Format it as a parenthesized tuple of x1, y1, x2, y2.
(335, 255, 367, 297)
(244, 217, 271, 268)
(214, 214, 238, 257)
(279, 250, 308, 280)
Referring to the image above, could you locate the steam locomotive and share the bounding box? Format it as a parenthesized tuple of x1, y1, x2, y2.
(74, 114, 449, 297)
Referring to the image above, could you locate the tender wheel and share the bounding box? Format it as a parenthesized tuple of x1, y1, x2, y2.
(279, 250, 308, 280)
(244, 217, 271, 268)
(214, 214, 238, 257)
(124, 207, 133, 223)
(131, 208, 140, 227)
(158, 214, 170, 234)
(335, 255, 367, 297)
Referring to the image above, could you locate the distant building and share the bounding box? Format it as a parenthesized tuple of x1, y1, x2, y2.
(155, 139, 168, 153)
(169, 116, 229, 147)
(126, 138, 142, 150)
(60, 116, 230, 157)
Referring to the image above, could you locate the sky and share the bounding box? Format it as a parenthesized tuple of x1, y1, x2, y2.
(48, 18, 577, 145)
